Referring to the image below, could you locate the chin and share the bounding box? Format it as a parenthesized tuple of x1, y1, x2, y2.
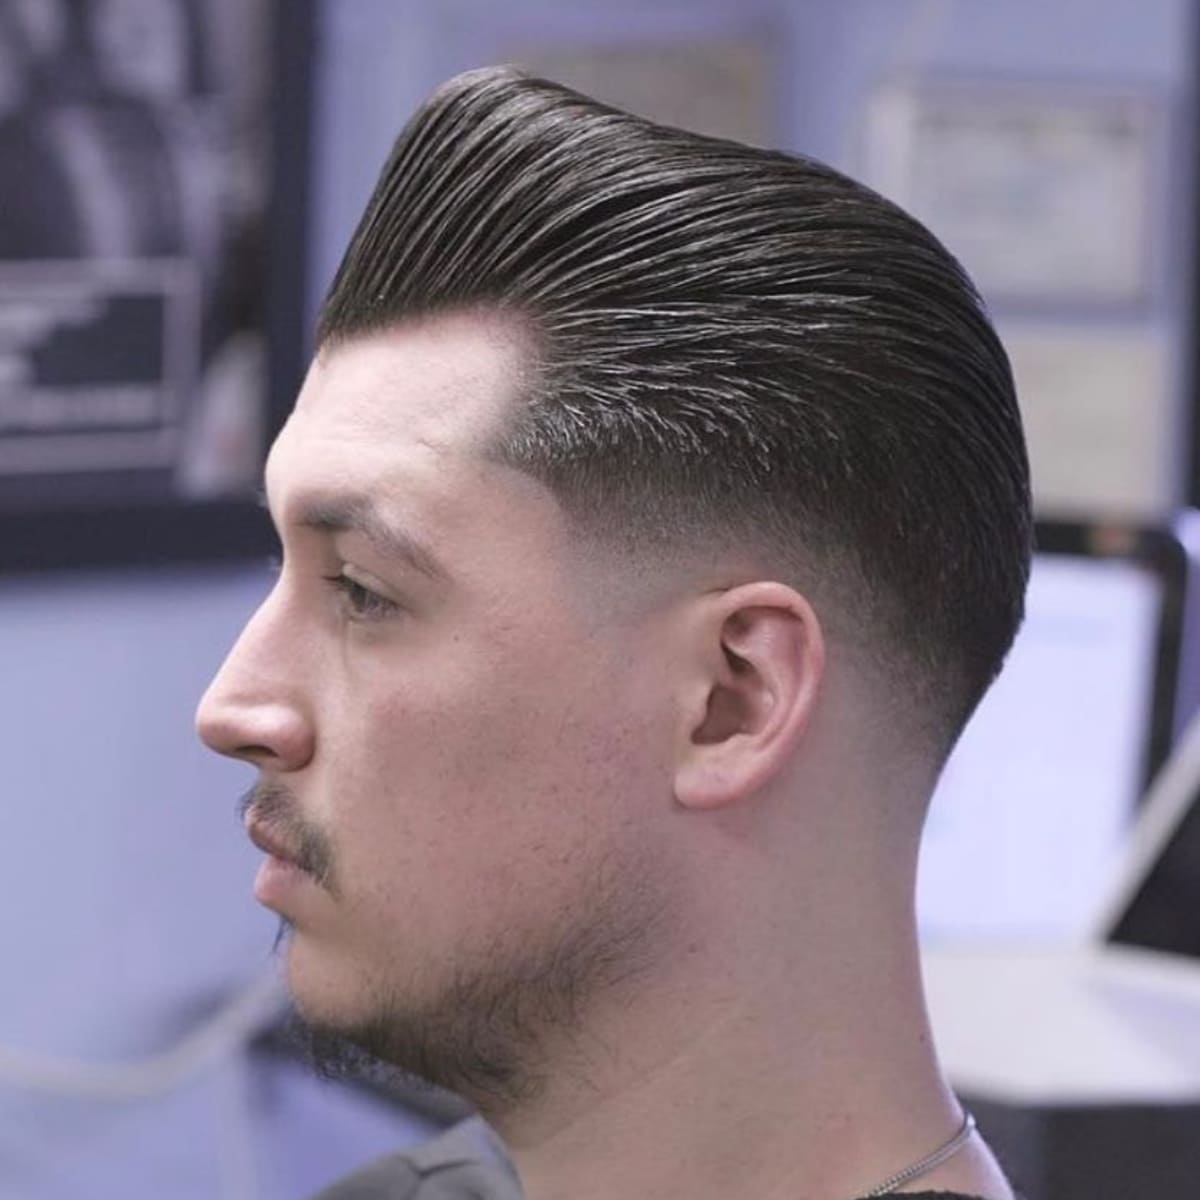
(275, 927, 536, 1108)
(278, 1001, 426, 1091)
(276, 923, 386, 1033)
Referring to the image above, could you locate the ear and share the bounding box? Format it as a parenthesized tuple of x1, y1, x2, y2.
(674, 582, 825, 811)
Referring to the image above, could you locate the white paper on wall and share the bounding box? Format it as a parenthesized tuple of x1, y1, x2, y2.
(999, 320, 1175, 520)
(863, 80, 1156, 306)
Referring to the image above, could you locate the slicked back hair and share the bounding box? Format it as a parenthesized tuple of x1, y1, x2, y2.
(318, 66, 1032, 756)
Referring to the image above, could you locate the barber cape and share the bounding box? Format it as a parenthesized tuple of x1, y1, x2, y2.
(312, 1118, 523, 1200)
(312, 1117, 990, 1200)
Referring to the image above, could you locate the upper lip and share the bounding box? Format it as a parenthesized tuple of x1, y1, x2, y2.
(245, 816, 301, 866)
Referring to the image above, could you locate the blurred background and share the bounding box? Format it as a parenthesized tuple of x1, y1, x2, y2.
(2, 0, 1199, 1197)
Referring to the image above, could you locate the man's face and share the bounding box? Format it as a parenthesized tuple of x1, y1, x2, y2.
(196, 314, 679, 1102)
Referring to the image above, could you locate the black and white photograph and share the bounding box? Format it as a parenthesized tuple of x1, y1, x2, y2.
(0, 0, 296, 557)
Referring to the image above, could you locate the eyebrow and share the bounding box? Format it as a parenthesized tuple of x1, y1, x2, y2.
(286, 493, 450, 583)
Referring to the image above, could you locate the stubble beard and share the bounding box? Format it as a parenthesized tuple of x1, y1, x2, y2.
(281, 845, 669, 1118)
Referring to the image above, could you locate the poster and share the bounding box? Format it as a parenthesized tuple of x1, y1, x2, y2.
(0, 0, 276, 517)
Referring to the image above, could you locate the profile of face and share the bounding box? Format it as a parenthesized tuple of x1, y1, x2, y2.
(196, 314, 682, 1105)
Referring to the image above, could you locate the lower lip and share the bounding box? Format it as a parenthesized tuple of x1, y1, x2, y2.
(254, 854, 314, 906)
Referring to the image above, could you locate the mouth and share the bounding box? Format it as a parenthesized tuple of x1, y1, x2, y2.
(245, 812, 321, 909)
(245, 815, 303, 869)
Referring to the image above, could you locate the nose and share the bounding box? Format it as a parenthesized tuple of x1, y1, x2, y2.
(195, 590, 315, 773)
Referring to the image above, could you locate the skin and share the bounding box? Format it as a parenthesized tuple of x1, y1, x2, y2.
(197, 311, 1015, 1200)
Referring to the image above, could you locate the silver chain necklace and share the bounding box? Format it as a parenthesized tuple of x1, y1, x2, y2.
(860, 1111, 977, 1197)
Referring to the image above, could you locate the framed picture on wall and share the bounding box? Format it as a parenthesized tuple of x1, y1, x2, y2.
(862, 78, 1160, 309)
(0, 0, 314, 571)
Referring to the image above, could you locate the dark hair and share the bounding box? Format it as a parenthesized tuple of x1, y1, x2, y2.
(319, 66, 1032, 753)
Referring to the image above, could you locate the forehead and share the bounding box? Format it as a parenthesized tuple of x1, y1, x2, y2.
(265, 313, 541, 530)
(291, 312, 527, 457)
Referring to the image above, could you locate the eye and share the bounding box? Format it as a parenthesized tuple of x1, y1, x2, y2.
(324, 570, 399, 621)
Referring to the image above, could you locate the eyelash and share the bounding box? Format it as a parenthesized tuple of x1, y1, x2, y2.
(323, 572, 399, 621)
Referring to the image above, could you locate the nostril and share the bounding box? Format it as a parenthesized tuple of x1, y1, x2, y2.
(236, 742, 281, 762)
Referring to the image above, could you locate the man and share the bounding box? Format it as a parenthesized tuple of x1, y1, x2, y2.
(197, 66, 1030, 1200)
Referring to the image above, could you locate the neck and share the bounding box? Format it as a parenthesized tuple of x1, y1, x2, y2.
(480, 876, 1007, 1200)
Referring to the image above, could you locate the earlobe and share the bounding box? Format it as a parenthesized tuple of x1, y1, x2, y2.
(674, 585, 824, 811)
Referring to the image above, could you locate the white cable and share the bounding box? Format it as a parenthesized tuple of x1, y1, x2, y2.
(0, 967, 286, 1100)
(216, 1047, 262, 1200)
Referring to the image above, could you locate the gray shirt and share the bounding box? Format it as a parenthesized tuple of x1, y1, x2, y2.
(312, 1118, 523, 1200)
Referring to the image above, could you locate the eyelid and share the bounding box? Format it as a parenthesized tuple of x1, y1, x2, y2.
(339, 562, 391, 594)
(327, 563, 400, 621)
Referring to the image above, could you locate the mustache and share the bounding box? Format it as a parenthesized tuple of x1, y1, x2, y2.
(238, 781, 338, 895)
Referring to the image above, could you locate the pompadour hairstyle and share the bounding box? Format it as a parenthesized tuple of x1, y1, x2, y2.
(319, 66, 1032, 753)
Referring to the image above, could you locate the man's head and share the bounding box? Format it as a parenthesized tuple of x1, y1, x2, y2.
(197, 67, 1031, 1112)
(320, 65, 1031, 747)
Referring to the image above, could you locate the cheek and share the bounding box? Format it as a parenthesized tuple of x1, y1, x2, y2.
(324, 636, 672, 927)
